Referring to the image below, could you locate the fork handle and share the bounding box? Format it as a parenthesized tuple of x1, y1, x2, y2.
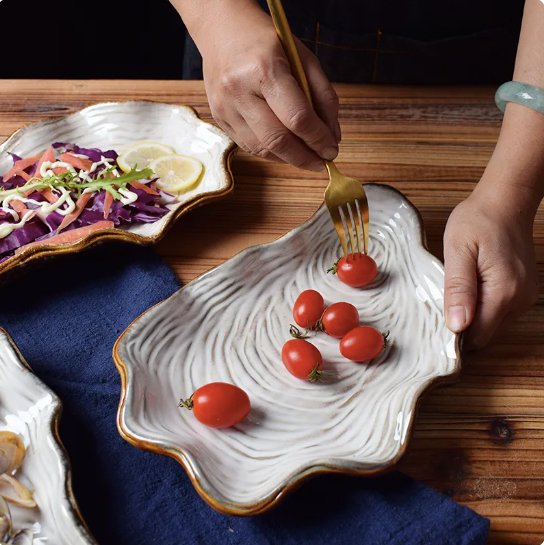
(266, 0, 313, 107)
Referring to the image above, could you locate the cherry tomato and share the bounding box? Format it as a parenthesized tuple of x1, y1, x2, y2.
(281, 339, 323, 382)
(180, 382, 250, 428)
(340, 326, 385, 362)
(293, 289, 325, 329)
(320, 302, 359, 338)
(332, 253, 378, 288)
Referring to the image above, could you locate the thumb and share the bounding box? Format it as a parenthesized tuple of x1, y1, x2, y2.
(443, 244, 478, 333)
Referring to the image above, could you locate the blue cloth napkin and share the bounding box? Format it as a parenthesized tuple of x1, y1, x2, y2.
(0, 244, 489, 545)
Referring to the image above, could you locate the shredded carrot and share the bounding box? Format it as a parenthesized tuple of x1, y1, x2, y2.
(13, 154, 41, 171)
(10, 200, 29, 216)
(52, 167, 68, 175)
(15, 221, 115, 254)
(103, 192, 114, 220)
(1, 154, 41, 181)
(130, 180, 159, 196)
(57, 192, 93, 233)
(33, 147, 55, 179)
(41, 189, 58, 203)
(58, 153, 93, 172)
(12, 170, 31, 181)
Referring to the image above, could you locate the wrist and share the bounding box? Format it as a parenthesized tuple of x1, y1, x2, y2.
(474, 102, 544, 218)
(472, 166, 541, 226)
(170, 0, 266, 54)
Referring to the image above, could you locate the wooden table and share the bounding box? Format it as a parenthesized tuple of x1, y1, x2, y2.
(1, 80, 543, 545)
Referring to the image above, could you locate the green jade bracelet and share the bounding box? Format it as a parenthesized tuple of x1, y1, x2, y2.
(495, 81, 544, 114)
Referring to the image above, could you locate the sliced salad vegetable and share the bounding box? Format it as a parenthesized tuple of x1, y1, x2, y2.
(0, 142, 176, 262)
(0, 431, 37, 543)
(118, 141, 204, 194)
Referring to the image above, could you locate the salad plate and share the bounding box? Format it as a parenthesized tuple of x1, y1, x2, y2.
(0, 101, 235, 275)
(113, 183, 461, 515)
(0, 328, 97, 544)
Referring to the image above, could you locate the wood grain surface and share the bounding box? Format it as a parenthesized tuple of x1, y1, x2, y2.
(1, 80, 543, 545)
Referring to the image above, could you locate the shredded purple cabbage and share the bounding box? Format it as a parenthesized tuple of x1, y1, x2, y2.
(52, 142, 118, 162)
(0, 220, 48, 255)
(0, 144, 171, 261)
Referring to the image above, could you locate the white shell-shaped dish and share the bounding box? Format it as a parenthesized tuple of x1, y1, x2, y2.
(0, 101, 235, 275)
(114, 184, 461, 515)
(0, 329, 96, 544)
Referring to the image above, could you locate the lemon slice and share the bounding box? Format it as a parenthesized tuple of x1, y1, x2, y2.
(150, 154, 204, 194)
(117, 141, 175, 173)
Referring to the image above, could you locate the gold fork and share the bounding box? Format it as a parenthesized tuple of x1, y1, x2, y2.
(266, 0, 370, 256)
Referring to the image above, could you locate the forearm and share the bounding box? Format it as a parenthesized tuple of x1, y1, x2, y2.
(170, 0, 266, 53)
(474, 0, 544, 217)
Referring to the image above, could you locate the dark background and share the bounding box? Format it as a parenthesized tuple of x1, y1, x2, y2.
(1, 0, 186, 79)
(0, 0, 526, 83)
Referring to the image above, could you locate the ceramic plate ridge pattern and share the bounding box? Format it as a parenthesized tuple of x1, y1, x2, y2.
(114, 183, 460, 514)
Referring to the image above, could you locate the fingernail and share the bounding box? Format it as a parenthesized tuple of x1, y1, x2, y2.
(334, 121, 341, 143)
(322, 146, 338, 161)
(447, 305, 467, 333)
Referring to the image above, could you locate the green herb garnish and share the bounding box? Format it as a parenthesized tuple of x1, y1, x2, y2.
(0, 167, 154, 202)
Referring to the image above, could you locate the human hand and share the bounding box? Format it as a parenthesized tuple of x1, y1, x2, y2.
(194, 4, 340, 171)
(443, 189, 538, 350)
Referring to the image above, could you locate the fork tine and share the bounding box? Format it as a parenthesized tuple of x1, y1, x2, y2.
(355, 199, 368, 254)
(351, 199, 364, 253)
(357, 197, 370, 254)
(343, 203, 359, 254)
(338, 205, 355, 254)
(329, 206, 349, 256)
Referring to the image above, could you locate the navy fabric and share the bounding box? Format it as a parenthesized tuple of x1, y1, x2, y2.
(0, 244, 489, 545)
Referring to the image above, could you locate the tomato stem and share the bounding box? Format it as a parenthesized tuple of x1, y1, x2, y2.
(383, 330, 390, 346)
(178, 394, 194, 410)
(327, 260, 339, 275)
(307, 363, 323, 383)
(289, 324, 311, 339)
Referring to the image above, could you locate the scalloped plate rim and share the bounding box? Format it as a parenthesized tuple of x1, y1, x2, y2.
(0, 327, 98, 543)
(0, 100, 236, 276)
(112, 182, 462, 516)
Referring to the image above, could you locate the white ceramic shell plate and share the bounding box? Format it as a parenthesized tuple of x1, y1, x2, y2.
(0, 329, 96, 544)
(114, 183, 461, 515)
(0, 101, 234, 274)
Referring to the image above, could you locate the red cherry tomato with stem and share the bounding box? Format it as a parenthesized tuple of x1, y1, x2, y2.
(293, 289, 325, 329)
(329, 253, 378, 288)
(179, 382, 251, 428)
(320, 302, 359, 338)
(340, 326, 386, 362)
(281, 339, 323, 382)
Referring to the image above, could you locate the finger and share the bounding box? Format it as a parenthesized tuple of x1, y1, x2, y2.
(443, 243, 478, 334)
(212, 107, 286, 164)
(240, 94, 325, 171)
(261, 72, 338, 162)
(463, 283, 511, 350)
(297, 40, 341, 143)
(464, 270, 532, 350)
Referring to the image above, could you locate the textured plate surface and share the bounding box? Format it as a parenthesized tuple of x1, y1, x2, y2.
(0, 101, 235, 275)
(114, 183, 460, 515)
(0, 329, 97, 544)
